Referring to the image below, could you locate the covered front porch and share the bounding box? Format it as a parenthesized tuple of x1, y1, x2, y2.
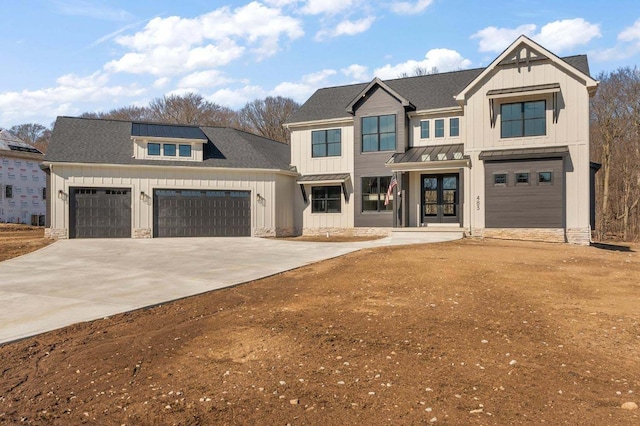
(386, 144, 470, 229)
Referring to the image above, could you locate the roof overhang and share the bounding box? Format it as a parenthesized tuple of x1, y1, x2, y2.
(479, 145, 569, 161)
(407, 106, 463, 119)
(283, 116, 353, 130)
(486, 83, 560, 99)
(296, 173, 351, 185)
(131, 135, 208, 144)
(346, 77, 415, 114)
(386, 144, 470, 171)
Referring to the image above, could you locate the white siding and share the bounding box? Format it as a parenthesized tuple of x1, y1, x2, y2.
(410, 114, 463, 147)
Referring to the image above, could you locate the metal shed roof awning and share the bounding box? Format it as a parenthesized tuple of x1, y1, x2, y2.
(296, 173, 351, 184)
(386, 144, 469, 171)
(486, 83, 561, 99)
(479, 146, 569, 161)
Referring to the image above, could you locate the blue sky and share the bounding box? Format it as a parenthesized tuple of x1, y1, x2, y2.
(1, 0, 639, 127)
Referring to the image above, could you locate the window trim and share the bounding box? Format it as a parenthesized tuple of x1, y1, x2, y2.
(362, 114, 396, 152)
(179, 144, 192, 157)
(420, 120, 430, 139)
(148, 143, 161, 156)
(311, 185, 342, 214)
(434, 119, 444, 138)
(450, 117, 460, 137)
(493, 173, 508, 187)
(361, 176, 394, 213)
(537, 171, 553, 185)
(500, 100, 546, 138)
(312, 129, 342, 158)
(163, 143, 176, 157)
(515, 171, 530, 185)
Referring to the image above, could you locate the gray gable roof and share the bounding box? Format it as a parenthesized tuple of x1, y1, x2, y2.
(45, 116, 291, 171)
(288, 54, 591, 124)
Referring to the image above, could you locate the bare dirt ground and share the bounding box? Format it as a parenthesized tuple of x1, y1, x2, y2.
(1, 232, 639, 425)
(0, 224, 51, 262)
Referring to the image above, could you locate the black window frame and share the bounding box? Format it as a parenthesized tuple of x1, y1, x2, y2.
(163, 144, 176, 157)
(515, 172, 530, 185)
(500, 100, 546, 138)
(435, 119, 444, 138)
(362, 114, 396, 152)
(312, 129, 342, 158)
(538, 171, 553, 185)
(42, 187, 46, 200)
(420, 120, 430, 139)
(361, 176, 394, 212)
(179, 144, 192, 157)
(311, 185, 342, 213)
(5, 184, 13, 199)
(450, 117, 460, 137)
(493, 173, 508, 186)
(148, 143, 161, 156)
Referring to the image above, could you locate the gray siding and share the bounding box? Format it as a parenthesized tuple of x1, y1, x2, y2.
(485, 158, 564, 228)
(353, 86, 407, 227)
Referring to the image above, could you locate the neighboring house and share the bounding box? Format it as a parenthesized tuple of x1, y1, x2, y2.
(285, 35, 598, 244)
(0, 129, 46, 225)
(43, 117, 297, 239)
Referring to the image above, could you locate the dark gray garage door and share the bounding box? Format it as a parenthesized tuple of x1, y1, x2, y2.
(485, 158, 564, 228)
(153, 189, 251, 237)
(70, 187, 131, 238)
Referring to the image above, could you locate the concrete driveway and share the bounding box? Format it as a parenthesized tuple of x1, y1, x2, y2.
(0, 232, 461, 344)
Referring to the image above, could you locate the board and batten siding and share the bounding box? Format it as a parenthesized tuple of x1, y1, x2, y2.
(409, 113, 463, 148)
(353, 85, 407, 227)
(47, 164, 296, 238)
(463, 52, 592, 237)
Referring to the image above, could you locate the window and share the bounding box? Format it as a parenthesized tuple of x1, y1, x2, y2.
(435, 119, 444, 138)
(420, 121, 430, 139)
(362, 115, 396, 152)
(450, 118, 459, 137)
(312, 129, 341, 157)
(515, 172, 530, 184)
(42, 187, 46, 200)
(501, 100, 546, 138)
(148, 143, 160, 156)
(163, 144, 176, 156)
(311, 186, 341, 213)
(361, 176, 393, 212)
(538, 171, 553, 184)
(179, 144, 192, 157)
(493, 173, 507, 186)
(5, 185, 13, 199)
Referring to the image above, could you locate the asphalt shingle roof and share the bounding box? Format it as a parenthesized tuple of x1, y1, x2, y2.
(45, 117, 291, 171)
(287, 55, 591, 124)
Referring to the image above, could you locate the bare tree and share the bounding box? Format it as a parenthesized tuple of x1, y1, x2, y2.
(147, 93, 240, 127)
(398, 66, 439, 78)
(9, 123, 51, 153)
(239, 96, 300, 143)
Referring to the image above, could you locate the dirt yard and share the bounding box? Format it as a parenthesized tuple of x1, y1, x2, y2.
(0, 224, 51, 262)
(0, 234, 639, 425)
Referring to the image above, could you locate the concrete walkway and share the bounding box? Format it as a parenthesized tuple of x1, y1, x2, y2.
(0, 232, 461, 344)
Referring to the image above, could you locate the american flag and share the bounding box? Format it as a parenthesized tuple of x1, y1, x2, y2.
(384, 175, 398, 206)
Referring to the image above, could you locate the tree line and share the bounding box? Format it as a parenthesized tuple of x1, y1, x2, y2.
(8, 93, 300, 152)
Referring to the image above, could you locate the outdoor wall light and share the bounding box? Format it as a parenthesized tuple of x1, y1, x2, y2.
(140, 191, 146, 200)
(57, 189, 66, 199)
(256, 193, 264, 202)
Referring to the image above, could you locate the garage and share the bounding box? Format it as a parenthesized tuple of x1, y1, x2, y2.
(484, 157, 564, 228)
(153, 189, 251, 237)
(69, 187, 131, 238)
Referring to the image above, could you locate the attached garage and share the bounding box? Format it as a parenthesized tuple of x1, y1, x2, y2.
(69, 187, 131, 238)
(482, 148, 567, 228)
(153, 189, 251, 238)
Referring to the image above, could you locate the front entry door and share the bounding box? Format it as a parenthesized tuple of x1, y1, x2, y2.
(421, 174, 459, 224)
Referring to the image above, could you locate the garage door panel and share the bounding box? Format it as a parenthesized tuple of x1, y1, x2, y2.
(70, 188, 131, 238)
(153, 189, 250, 237)
(485, 159, 563, 228)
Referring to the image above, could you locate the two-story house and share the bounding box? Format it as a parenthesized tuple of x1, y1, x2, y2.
(285, 35, 598, 244)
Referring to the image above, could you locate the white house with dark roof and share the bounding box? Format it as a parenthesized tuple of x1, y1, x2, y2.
(43, 117, 298, 239)
(285, 36, 599, 244)
(0, 129, 46, 225)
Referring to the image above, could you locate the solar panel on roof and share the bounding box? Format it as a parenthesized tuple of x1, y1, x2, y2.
(131, 122, 207, 140)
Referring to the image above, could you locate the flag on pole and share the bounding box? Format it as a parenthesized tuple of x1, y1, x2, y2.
(384, 175, 398, 206)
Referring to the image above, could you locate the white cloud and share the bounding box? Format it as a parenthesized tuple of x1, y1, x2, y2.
(471, 18, 601, 54)
(0, 71, 145, 126)
(153, 77, 170, 88)
(390, 0, 434, 15)
(264, 0, 300, 7)
(302, 69, 337, 85)
(105, 3, 303, 76)
(271, 81, 317, 102)
(53, 0, 133, 21)
(373, 48, 472, 79)
(315, 16, 376, 40)
(619, 18, 640, 42)
(208, 85, 267, 109)
(301, 0, 357, 15)
(342, 64, 370, 81)
(177, 70, 234, 89)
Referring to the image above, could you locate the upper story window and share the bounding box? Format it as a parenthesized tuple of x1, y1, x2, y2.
(435, 119, 444, 138)
(179, 144, 192, 157)
(163, 144, 176, 156)
(312, 129, 341, 157)
(148, 143, 161, 156)
(420, 120, 430, 139)
(147, 142, 193, 159)
(5, 185, 13, 199)
(450, 118, 460, 137)
(501, 100, 546, 138)
(362, 114, 396, 152)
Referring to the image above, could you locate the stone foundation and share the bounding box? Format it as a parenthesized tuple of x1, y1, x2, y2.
(253, 227, 276, 237)
(481, 228, 566, 243)
(566, 228, 591, 246)
(44, 228, 68, 240)
(302, 227, 392, 237)
(133, 228, 152, 239)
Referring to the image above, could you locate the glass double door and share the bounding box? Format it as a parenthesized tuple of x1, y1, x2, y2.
(421, 174, 459, 224)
